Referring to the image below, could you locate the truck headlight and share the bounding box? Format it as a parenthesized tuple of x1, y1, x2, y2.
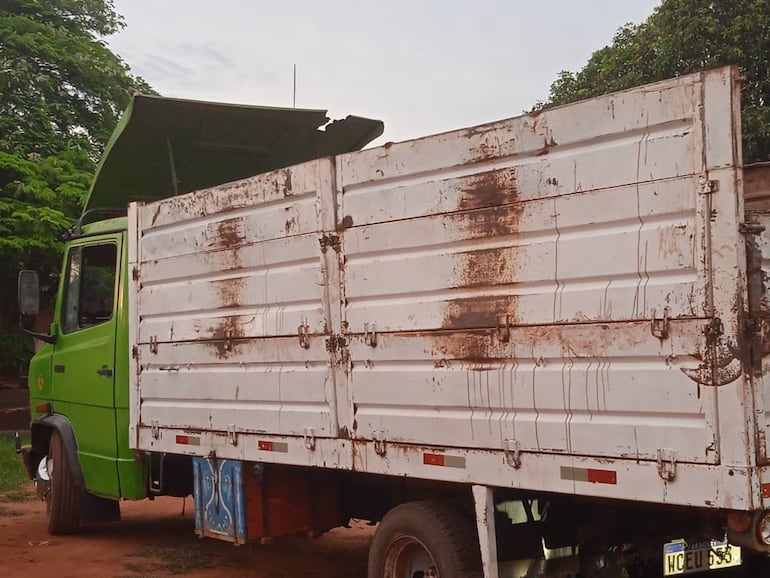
(758, 512, 770, 546)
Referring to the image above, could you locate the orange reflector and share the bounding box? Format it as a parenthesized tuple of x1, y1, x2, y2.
(35, 403, 51, 414)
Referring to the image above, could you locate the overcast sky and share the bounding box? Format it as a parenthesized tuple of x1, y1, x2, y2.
(109, 1, 661, 145)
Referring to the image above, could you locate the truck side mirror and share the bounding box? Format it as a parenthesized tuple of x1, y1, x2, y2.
(18, 270, 40, 328)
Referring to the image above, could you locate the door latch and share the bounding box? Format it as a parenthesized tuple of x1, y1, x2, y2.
(657, 448, 677, 481)
(227, 424, 238, 446)
(364, 322, 377, 347)
(373, 430, 387, 456)
(298, 324, 310, 349)
(304, 427, 316, 451)
(651, 307, 670, 339)
(496, 314, 512, 342)
(698, 177, 719, 195)
(223, 327, 234, 352)
(504, 439, 522, 468)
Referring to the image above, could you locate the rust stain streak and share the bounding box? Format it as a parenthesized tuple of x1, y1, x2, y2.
(437, 167, 524, 365)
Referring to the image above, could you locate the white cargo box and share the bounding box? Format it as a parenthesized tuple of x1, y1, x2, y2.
(128, 66, 770, 511)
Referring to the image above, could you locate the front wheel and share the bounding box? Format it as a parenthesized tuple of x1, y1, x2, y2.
(368, 501, 483, 578)
(45, 431, 80, 534)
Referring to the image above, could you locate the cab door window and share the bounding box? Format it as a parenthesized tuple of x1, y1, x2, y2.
(61, 243, 118, 333)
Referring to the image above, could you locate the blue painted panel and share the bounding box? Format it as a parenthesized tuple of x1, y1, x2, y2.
(192, 457, 249, 543)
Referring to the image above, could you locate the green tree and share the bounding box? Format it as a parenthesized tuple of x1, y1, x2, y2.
(539, 0, 770, 163)
(0, 0, 153, 375)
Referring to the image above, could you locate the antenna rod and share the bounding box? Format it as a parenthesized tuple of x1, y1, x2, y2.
(293, 64, 297, 108)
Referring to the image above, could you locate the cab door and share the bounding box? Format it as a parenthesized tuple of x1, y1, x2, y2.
(50, 237, 120, 497)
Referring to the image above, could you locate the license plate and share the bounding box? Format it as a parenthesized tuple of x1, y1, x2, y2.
(663, 539, 741, 575)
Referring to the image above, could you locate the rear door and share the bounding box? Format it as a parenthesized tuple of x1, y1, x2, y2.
(744, 164, 770, 465)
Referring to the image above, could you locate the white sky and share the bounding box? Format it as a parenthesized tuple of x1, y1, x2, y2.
(109, 0, 661, 145)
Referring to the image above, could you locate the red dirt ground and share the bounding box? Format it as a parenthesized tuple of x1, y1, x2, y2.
(0, 485, 373, 578)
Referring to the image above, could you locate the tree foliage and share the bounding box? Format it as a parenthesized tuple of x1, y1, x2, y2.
(539, 0, 770, 163)
(0, 0, 153, 373)
(0, 0, 153, 156)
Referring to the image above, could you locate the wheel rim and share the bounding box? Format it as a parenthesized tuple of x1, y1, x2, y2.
(43, 454, 53, 509)
(384, 534, 439, 578)
(35, 455, 52, 502)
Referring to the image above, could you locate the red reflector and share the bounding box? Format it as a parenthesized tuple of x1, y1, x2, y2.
(35, 403, 50, 414)
(423, 453, 445, 466)
(587, 468, 617, 485)
(762, 483, 770, 499)
(175, 435, 189, 445)
(258, 440, 273, 451)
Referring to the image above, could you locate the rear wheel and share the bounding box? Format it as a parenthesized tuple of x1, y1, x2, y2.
(46, 431, 80, 534)
(368, 500, 483, 578)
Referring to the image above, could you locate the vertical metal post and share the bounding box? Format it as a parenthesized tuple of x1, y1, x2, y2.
(472, 484, 499, 578)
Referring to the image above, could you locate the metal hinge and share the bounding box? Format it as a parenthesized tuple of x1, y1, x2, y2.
(149, 335, 158, 354)
(132, 345, 139, 360)
(651, 307, 670, 339)
(504, 439, 521, 469)
(227, 424, 238, 446)
(298, 324, 310, 349)
(704, 317, 724, 345)
(132, 267, 140, 282)
(373, 430, 387, 457)
(304, 427, 316, 451)
(740, 222, 766, 235)
(657, 448, 677, 481)
(319, 233, 341, 253)
(325, 335, 347, 352)
(364, 322, 377, 347)
(151, 420, 160, 439)
(699, 177, 719, 195)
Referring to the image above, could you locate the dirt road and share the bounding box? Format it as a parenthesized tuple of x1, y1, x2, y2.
(0, 485, 372, 577)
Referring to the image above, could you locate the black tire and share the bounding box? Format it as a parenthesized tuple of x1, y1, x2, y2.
(368, 500, 483, 578)
(46, 431, 80, 534)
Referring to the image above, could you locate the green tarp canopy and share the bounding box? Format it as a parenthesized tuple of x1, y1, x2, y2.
(84, 94, 384, 213)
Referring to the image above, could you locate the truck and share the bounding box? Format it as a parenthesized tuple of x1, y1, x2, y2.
(16, 65, 770, 577)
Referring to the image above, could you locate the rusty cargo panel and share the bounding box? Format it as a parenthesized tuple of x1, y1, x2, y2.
(334, 70, 735, 465)
(130, 67, 761, 507)
(130, 160, 342, 439)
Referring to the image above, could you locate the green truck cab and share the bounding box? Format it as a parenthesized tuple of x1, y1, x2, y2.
(17, 95, 383, 533)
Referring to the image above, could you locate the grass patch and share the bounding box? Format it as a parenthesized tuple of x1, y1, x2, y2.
(0, 432, 31, 495)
